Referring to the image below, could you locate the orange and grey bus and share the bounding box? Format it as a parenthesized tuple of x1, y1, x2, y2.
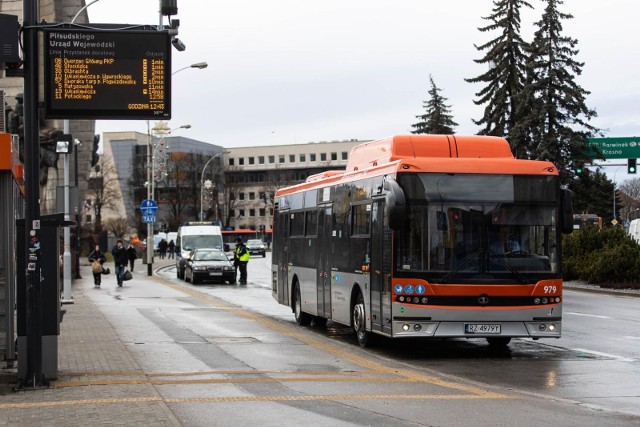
(271, 135, 573, 347)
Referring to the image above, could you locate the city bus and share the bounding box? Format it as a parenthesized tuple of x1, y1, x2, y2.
(222, 229, 272, 251)
(572, 213, 603, 230)
(271, 135, 573, 347)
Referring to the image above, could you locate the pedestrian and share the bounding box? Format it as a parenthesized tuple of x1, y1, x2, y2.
(111, 239, 128, 287)
(159, 238, 168, 259)
(88, 244, 106, 288)
(233, 237, 250, 284)
(127, 243, 137, 271)
(168, 239, 175, 259)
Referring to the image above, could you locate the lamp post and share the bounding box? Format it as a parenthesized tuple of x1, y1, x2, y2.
(146, 122, 191, 276)
(200, 152, 225, 222)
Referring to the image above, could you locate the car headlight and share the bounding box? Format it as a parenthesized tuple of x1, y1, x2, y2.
(193, 266, 208, 271)
(223, 266, 234, 271)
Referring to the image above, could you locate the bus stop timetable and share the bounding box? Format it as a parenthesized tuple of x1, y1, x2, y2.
(44, 28, 171, 120)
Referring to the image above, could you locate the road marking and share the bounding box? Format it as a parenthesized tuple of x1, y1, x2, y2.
(0, 392, 510, 410)
(573, 348, 635, 362)
(565, 312, 611, 319)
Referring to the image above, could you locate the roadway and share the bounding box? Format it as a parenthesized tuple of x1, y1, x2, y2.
(80, 253, 639, 426)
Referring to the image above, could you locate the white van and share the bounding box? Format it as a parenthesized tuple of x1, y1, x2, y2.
(175, 222, 223, 279)
(629, 219, 640, 243)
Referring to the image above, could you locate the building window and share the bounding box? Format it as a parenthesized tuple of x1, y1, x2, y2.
(279, 154, 285, 164)
(289, 154, 295, 163)
(268, 155, 275, 163)
(249, 157, 255, 165)
(239, 192, 245, 200)
(320, 153, 327, 161)
(259, 156, 265, 164)
(238, 157, 245, 165)
(249, 209, 256, 217)
(310, 153, 316, 162)
(229, 158, 235, 166)
(331, 152, 337, 161)
(299, 154, 306, 162)
(239, 209, 245, 218)
(249, 192, 255, 200)
(259, 208, 265, 217)
(342, 151, 348, 160)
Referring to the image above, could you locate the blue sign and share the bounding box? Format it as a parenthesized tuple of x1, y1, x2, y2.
(394, 284, 403, 294)
(404, 285, 414, 295)
(142, 214, 156, 223)
(415, 285, 425, 295)
(140, 199, 158, 215)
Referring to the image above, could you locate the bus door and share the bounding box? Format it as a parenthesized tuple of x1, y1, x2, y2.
(317, 206, 332, 319)
(276, 211, 290, 306)
(371, 200, 392, 334)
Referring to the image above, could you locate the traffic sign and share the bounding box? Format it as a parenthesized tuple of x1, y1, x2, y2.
(142, 215, 157, 224)
(140, 199, 158, 215)
(586, 137, 640, 160)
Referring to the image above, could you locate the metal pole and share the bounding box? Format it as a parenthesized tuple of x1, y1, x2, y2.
(74, 142, 81, 279)
(147, 123, 153, 276)
(200, 154, 220, 221)
(62, 123, 72, 304)
(23, 0, 45, 388)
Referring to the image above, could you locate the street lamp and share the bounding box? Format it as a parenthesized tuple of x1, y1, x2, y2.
(172, 62, 208, 75)
(146, 122, 191, 276)
(200, 152, 225, 221)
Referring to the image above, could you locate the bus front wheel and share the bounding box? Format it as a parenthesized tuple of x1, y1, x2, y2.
(352, 292, 370, 347)
(294, 282, 312, 326)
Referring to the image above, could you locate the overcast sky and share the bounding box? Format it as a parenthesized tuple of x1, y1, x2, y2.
(88, 0, 639, 160)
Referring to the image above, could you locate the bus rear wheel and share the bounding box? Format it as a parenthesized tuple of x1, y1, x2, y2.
(352, 292, 371, 347)
(487, 337, 511, 347)
(294, 282, 312, 326)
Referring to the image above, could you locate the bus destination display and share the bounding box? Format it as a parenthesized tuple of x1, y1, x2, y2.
(44, 29, 171, 120)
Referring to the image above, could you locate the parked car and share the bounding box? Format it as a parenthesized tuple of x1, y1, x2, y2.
(184, 248, 236, 285)
(246, 239, 266, 257)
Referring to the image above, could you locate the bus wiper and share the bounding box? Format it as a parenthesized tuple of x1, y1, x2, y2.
(439, 250, 481, 284)
(489, 255, 530, 284)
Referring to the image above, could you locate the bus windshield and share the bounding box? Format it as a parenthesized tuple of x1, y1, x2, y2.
(396, 173, 560, 284)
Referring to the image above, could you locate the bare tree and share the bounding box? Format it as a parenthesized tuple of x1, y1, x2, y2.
(86, 154, 121, 234)
(103, 218, 129, 238)
(619, 178, 640, 220)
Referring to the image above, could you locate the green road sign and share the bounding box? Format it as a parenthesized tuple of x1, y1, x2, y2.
(586, 137, 640, 159)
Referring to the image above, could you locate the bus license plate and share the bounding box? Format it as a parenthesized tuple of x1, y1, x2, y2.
(465, 324, 501, 334)
(209, 272, 222, 276)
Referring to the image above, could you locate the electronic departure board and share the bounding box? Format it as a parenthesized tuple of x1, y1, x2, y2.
(44, 28, 171, 120)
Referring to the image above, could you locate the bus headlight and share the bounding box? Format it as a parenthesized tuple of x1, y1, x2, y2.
(402, 324, 410, 331)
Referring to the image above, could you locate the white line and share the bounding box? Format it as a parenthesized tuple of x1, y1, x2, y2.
(564, 312, 611, 319)
(573, 348, 635, 362)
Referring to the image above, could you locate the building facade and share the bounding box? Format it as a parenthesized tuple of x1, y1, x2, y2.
(223, 140, 367, 231)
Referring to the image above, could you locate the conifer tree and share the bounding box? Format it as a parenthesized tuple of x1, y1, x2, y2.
(412, 75, 458, 134)
(517, 0, 599, 181)
(466, 0, 533, 153)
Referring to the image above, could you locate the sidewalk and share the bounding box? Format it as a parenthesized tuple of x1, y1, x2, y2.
(0, 259, 180, 426)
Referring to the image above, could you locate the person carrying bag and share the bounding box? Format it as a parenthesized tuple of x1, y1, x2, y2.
(88, 244, 107, 288)
(111, 239, 129, 287)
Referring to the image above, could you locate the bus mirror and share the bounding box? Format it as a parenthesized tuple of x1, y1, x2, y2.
(383, 179, 406, 230)
(560, 189, 573, 234)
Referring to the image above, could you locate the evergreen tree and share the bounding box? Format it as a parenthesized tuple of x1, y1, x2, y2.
(568, 169, 615, 222)
(412, 75, 458, 134)
(466, 0, 533, 154)
(518, 0, 599, 182)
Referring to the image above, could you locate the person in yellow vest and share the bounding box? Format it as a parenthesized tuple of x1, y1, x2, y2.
(234, 237, 250, 284)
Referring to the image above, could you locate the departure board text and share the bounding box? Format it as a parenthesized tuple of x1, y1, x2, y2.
(44, 29, 171, 120)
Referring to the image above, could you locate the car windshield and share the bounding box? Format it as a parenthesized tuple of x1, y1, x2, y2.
(247, 240, 263, 246)
(193, 250, 228, 262)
